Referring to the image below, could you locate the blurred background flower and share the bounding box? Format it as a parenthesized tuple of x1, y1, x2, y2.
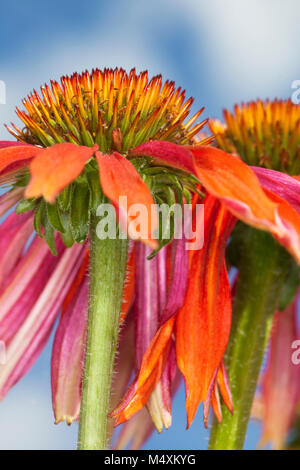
(0, 0, 299, 450)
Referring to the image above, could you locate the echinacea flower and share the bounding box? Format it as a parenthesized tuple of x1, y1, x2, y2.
(0, 72, 300, 450)
(207, 99, 300, 449)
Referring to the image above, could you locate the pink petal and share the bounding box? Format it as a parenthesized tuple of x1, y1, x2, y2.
(0, 237, 55, 320)
(0, 237, 64, 343)
(115, 409, 155, 450)
(161, 238, 189, 323)
(51, 276, 89, 424)
(0, 243, 85, 400)
(257, 297, 300, 449)
(0, 141, 28, 149)
(0, 187, 24, 218)
(129, 140, 195, 174)
(0, 212, 34, 289)
(131, 242, 185, 431)
(253, 167, 300, 214)
(134, 243, 163, 369)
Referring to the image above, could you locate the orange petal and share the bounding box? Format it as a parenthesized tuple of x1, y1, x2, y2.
(176, 195, 236, 427)
(130, 141, 299, 262)
(191, 146, 300, 264)
(120, 245, 135, 322)
(25, 143, 98, 203)
(0, 144, 40, 181)
(111, 316, 175, 423)
(216, 361, 233, 415)
(96, 151, 158, 249)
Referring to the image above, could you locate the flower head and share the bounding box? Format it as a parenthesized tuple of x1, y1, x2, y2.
(209, 99, 300, 174)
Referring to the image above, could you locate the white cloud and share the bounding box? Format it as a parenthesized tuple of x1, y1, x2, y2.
(171, 0, 300, 103)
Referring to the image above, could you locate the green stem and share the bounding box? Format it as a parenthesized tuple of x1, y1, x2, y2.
(209, 228, 291, 450)
(78, 216, 128, 450)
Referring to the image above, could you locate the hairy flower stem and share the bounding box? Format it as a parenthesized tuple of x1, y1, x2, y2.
(78, 216, 128, 450)
(209, 228, 291, 450)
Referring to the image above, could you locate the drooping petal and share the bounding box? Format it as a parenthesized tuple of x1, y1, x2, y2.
(253, 167, 300, 213)
(129, 140, 195, 174)
(132, 244, 172, 431)
(203, 361, 233, 426)
(176, 195, 236, 427)
(0, 143, 38, 181)
(51, 276, 88, 425)
(161, 237, 189, 323)
(115, 369, 182, 450)
(113, 235, 188, 428)
(108, 319, 135, 442)
(262, 188, 300, 264)
(255, 299, 300, 449)
(0, 187, 24, 218)
(120, 243, 135, 322)
(111, 316, 175, 425)
(131, 141, 300, 264)
(191, 146, 300, 264)
(0, 211, 33, 289)
(216, 361, 233, 416)
(96, 151, 158, 249)
(115, 409, 155, 450)
(0, 236, 65, 345)
(0, 236, 56, 322)
(0, 141, 27, 149)
(133, 244, 162, 370)
(25, 143, 98, 202)
(0, 243, 85, 400)
(112, 235, 189, 426)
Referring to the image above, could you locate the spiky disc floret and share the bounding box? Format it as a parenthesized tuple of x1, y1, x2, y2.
(210, 99, 300, 175)
(7, 68, 207, 152)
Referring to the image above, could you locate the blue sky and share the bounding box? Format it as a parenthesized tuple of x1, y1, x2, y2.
(0, 0, 299, 449)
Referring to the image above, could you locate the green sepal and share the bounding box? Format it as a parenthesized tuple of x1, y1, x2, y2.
(59, 212, 74, 248)
(129, 157, 151, 173)
(14, 173, 30, 188)
(46, 202, 65, 233)
(15, 198, 37, 214)
(34, 201, 45, 238)
(70, 182, 90, 243)
(86, 169, 104, 213)
(58, 184, 73, 211)
(42, 207, 57, 255)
